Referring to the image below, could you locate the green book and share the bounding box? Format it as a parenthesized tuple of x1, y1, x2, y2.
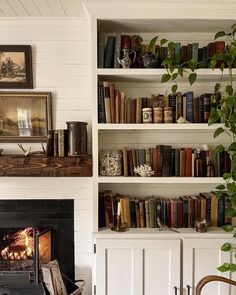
(136, 97, 142, 123)
(149, 198, 155, 228)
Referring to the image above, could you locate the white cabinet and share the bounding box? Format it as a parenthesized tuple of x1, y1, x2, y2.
(183, 238, 236, 295)
(95, 238, 180, 295)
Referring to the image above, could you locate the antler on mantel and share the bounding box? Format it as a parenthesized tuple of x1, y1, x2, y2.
(17, 143, 46, 157)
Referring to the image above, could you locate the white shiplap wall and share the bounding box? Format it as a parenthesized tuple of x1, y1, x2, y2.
(0, 17, 93, 295)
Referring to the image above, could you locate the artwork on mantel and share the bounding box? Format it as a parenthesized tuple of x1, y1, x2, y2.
(0, 45, 33, 89)
(0, 92, 52, 142)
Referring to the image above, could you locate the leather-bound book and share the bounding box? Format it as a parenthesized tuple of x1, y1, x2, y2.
(104, 36, 115, 68)
(180, 45, 188, 64)
(53, 130, 59, 157)
(215, 41, 225, 67)
(185, 91, 194, 123)
(139, 200, 145, 228)
(153, 148, 158, 177)
(99, 192, 106, 228)
(145, 199, 150, 228)
(58, 129, 68, 157)
(132, 149, 137, 174)
(156, 145, 164, 177)
(130, 199, 137, 228)
(193, 97, 199, 123)
(178, 199, 183, 228)
(203, 93, 212, 123)
(180, 148, 186, 177)
(131, 98, 137, 123)
(136, 97, 142, 123)
(199, 94, 204, 123)
(145, 149, 151, 166)
(175, 149, 180, 176)
(192, 43, 199, 63)
(149, 198, 155, 228)
(168, 94, 176, 122)
(122, 147, 128, 176)
(166, 199, 171, 228)
(103, 81, 111, 123)
(185, 148, 192, 177)
(138, 149, 146, 166)
(126, 97, 131, 123)
(98, 81, 106, 123)
(127, 149, 134, 176)
(182, 95, 187, 119)
(123, 196, 131, 227)
(135, 200, 141, 228)
(170, 149, 175, 176)
(120, 92, 125, 123)
(104, 190, 114, 228)
(109, 83, 116, 123)
(162, 145, 172, 177)
(187, 43, 193, 60)
(176, 92, 183, 121)
(208, 191, 218, 227)
(180, 196, 188, 228)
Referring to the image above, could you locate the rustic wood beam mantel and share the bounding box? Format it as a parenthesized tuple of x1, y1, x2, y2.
(0, 155, 92, 177)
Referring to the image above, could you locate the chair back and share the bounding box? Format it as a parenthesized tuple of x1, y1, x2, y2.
(196, 275, 236, 295)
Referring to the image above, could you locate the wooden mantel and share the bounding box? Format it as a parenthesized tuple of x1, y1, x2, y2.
(0, 155, 92, 177)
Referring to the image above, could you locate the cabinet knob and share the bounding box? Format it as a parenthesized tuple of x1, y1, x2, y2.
(186, 285, 191, 295)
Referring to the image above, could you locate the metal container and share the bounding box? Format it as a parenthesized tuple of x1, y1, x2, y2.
(66, 121, 88, 156)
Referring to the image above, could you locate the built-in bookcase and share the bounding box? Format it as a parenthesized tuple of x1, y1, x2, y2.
(92, 18, 233, 232)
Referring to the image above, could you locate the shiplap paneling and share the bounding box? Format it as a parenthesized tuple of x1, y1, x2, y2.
(0, 18, 92, 295)
(0, 0, 17, 16)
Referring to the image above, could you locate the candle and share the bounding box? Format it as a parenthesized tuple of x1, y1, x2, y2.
(117, 202, 121, 216)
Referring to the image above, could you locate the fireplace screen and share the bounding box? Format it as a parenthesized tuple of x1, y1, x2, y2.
(0, 227, 52, 275)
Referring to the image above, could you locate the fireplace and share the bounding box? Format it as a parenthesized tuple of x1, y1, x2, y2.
(0, 200, 74, 293)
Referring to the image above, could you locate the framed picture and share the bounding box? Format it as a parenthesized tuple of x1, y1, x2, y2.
(0, 92, 52, 142)
(0, 45, 33, 88)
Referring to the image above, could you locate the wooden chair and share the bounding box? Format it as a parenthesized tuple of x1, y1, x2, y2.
(196, 275, 236, 295)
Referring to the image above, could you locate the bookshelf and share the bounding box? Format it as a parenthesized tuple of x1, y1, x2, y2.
(90, 11, 236, 295)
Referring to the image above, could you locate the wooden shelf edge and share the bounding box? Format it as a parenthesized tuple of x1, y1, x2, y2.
(0, 155, 93, 177)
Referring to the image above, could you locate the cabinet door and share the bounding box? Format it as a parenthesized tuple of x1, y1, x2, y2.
(95, 238, 180, 295)
(183, 238, 234, 295)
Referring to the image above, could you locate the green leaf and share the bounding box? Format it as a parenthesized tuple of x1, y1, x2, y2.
(214, 144, 225, 154)
(217, 263, 230, 272)
(231, 23, 236, 30)
(161, 73, 171, 83)
(171, 84, 178, 94)
(188, 73, 197, 86)
(229, 112, 236, 123)
(216, 191, 223, 199)
(216, 184, 225, 190)
(172, 73, 178, 80)
(228, 142, 236, 151)
(160, 38, 168, 46)
(230, 264, 236, 272)
(161, 58, 171, 66)
(148, 36, 158, 52)
(221, 242, 231, 252)
(209, 59, 217, 69)
(168, 41, 175, 52)
(215, 83, 221, 92)
(178, 66, 183, 77)
(230, 126, 236, 135)
(215, 31, 227, 39)
(227, 183, 236, 193)
(188, 59, 197, 72)
(226, 96, 235, 109)
(214, 127, 224, 138)
(223, 173, 231, 180)
(226, 85, 234, 96)
(226, 207, 236, 217)
(208, 109, 220, 125)
(222, 225, 234, 232)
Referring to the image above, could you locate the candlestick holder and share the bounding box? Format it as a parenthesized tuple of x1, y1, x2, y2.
(111, 215, 127, 232)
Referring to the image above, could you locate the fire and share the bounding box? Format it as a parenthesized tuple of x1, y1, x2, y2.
(1, 228, 34, 260)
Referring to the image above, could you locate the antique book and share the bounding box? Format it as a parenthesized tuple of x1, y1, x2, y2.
(53, 130, 59, 157)
(122, 147, 128, 177)
(127, 149, 134, 176)
(109, 83, 116, 123)
(131, 98, 137, 123)
(153, 148, 158, 177)
(104, 190, 114, 228)
(104, 36, 115, 68)
(115, 90, 121, 123)
(168, 94, 176, 122)
(180, 148, 186, 177)
(176, 92, 183, 121)
(136, 97, 142, 123)
(185, 148, 192, 177)
(162, 145, 172, 177)
(156, 145, 164, 177)
(98, 81, 106, 123)
(114, 33, 121, 68)
(145, 199, 150, 228)
(58, 129, 68, 158)
(185, 91, 194, 122)
(120, 92, 125, 123)
(193, 97, 199, 123)
(103, 81, 111, 123)
(175, 149, 180, 177)
(135, 200, 141, 228)
(130, 199, 137, 228)
(126, 97, 131, 123)
(139, 200, 145, 228)
(97, 32, 105, 68)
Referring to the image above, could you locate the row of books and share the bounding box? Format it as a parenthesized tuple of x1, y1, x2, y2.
(98, 32, 227, 69)
(100, 146, 230, 177)
(99, 190, 231, 229)
(52, 129, 68, 157)
(98, 81, 220, 124)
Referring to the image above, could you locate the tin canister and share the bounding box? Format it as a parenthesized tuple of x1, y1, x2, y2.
(66, 121, 88, 156)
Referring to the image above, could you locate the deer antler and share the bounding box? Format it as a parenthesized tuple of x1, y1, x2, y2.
(17, 143, 46, 157)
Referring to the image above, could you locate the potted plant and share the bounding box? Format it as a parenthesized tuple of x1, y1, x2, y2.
(141, 35, 159, 68)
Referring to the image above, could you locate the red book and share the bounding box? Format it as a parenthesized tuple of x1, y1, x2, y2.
(131, 98, 137, 123)
(185, 148, 192, 177)
(153, 148, 158, 177)
(170, 199, 174, 228)
(109, 83, 116, 123)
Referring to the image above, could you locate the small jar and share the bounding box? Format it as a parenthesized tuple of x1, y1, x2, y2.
(164, 107, 173, 123)
(153, 107, 163, 123)
(99, 149, 122, 176)
(142, 108, 152, 123)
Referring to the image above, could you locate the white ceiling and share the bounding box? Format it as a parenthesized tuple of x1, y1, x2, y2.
(0, 0, 85, 17)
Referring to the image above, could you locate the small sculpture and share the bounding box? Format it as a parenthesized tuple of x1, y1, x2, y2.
(134, 164, 154, 177)
(177, 116, 190, 124)
(117, 48, 136, 68)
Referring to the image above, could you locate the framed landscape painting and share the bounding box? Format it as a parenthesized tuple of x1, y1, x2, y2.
(0, 45, 33, 88)
(0, 92, 52, 142)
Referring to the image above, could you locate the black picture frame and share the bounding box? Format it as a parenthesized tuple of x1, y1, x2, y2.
(0, 45, 33, 89)
(0, 92, 52, 142)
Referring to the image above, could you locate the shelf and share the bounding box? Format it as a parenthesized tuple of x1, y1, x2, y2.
(97, 123, 223, 132)
(98, 176, 223, 184)
(93, 227, 231, 239)
(97, 68, 236, 83)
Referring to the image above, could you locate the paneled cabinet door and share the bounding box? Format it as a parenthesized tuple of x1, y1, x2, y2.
(95, 238, 180, 295)
(183, 238, 236, 295)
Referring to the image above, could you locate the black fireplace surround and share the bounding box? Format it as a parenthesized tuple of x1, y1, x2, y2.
(0, 199, 74, 293)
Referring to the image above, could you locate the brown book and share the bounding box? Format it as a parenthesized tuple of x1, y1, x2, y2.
(132, 149, 137, 172)
(182, 95, 187, 119)
(53, 130, 58, 157)
(139, 200, 145, 228)
(145, 199, 150, 228)
(120, 92, 125, 123)
(185, 148, 192, 177)
(127, 149, 134, 176)
(131, 98, 137, 123)
(153, 148, 158, 177)
(120, 198, 125, 226)
(194, 97, 199, 123)
(208, 192, 218, 227)
(146, 149, 151, 166)
(187, 43, 193, 60)
(109, 83, 116, 123)
(142, 97, 148, 109)
(126, 97, 131, 123)
(104, 97, 111, 123)
(181, 45, 188, 64)
(123, 196, 131, 227)
(136, 200, 141, 228)
(104, 190, 114, 228)
(156, 145, 163, 177)
(115, 90, 120, 123)
(200, 195, 206, 219)
(180, 148, 186, 177)
(170, 199, 174, 228)
(58, 129, 68, 157)
(122, 147, 128, 176)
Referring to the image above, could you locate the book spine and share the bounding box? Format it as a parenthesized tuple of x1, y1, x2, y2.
(145, 199, 150, 228)
(127, 149, 134, 176)
(131, 98, 137, 123)
(114, 33, 121, 68)
(126, 97, 131, 123)
(122, 147, 128, 177)
(145, 149, 151, 166)
(130, 200, 137, 228)
(185, 148, 192, 177)
(139, 201, 145, 228)
(199, 95, 204, 123)
(170, 149, 175, 176)
(120, 92, 125, 123)
(175, 149, 180, 176)
(98, 84, 106, 123)
(58, 129, 68, 157)
(176, 92, 183, 121)
(203, 93, 211, 123)
(115, 90, 121, 123)
(104, 190, 114, 228)
(104, 36, 115, 68)
(136, 97, 142, 123)
(103, 81, 111, 123)
(180, 149, 186, 177)
(109, 83, 116, 123)
(153, 148, 158, 177)
(149, 198, 155, 228)
(186, 92, 194, 122)
(192, 42, 199, 63)
(53, 130, 58, 157)
(168, 94, 176, 122)
(193, 97, 199, 123)
(98, 32, 105, 68)
(156, 145, 163, 177)
(162, 145, 172, 177)
(135, 200, 141, 228)
(182, 95, 187, 119)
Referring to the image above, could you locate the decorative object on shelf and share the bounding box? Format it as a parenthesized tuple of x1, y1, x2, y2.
(99, 149, 122, 176)
(0, 149, 3, 156)
(17, 142, 46, 157)
(153, 107, 163, 123)
(206, 160, 215, 177)
(134, 164, 154, 177)
(157, 217, 179, 233)
(67, 121, 88, 156)
(141, 36, 158, 68)
(164, 107, 173, 123)
(0, 154, 92, 177)
(0, 45, 33, 88)
(195, 218, 209, 232)
(0, 92, 52, 142)
(177, 116, 190, 124)
(111, 202, 128, 232)
(117, 48, 136, 68)
(142, 108, 152, 123)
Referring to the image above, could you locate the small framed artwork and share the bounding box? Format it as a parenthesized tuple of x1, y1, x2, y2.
(0, 45, 33, 88)
(0, 92, 52, 142)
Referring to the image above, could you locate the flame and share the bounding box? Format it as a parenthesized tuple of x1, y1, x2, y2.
(1, 228, 33, 260)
